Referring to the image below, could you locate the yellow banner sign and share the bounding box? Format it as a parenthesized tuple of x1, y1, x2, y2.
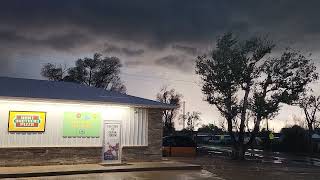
(8, 111, 46, 132)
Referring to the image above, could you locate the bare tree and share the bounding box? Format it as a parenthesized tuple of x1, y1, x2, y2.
(292, 115, 307, 128)
(179, 111, 201, 130)
(295, 93, 320, 152)
(156, 86, 182, 134)
(299, 94, 320, 133)
(218, 118, 226, 132)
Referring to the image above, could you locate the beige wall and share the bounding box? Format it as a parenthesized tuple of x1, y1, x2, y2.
(0, 99, 148, 147)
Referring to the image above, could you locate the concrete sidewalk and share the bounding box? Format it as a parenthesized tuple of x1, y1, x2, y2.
(0, 161, 201, 178)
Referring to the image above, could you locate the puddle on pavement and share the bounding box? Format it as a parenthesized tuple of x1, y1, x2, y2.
(291, 157, 320, 167)
(200, 145, 320, 167)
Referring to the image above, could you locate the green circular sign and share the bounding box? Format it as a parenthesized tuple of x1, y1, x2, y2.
(269, 133, 274, 140)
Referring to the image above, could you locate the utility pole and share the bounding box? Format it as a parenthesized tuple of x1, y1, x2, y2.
(182, 101, 186, 129)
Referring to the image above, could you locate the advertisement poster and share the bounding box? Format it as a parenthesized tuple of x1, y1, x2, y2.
(103, 122, 121, 163)
(63, 112, 101, 137)
(8, 111, 46, 132)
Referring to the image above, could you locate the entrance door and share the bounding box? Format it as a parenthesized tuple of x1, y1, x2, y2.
(102, 121, 121, 164)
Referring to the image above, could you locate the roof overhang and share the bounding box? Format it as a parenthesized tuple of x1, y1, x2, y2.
(0, 96, 177, 110)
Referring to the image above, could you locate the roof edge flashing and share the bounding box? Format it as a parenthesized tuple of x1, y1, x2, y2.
(0, 96, 176, 109)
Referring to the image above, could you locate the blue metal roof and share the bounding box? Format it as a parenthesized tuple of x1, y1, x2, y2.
(0, 76, 175, 109)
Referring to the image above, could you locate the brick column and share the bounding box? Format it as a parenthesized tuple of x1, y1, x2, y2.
(122, 108, 163, 161)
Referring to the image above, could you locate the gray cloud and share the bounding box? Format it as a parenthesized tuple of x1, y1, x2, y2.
(1, 0, 320, 75)
(125, 60, 145, 66)
(104, 43, 144, 56)
(124, 53, 195, 72)
(0, 58, 14, 76)
(155, 54, 194, 72)
(42, 32, 94, 51)
(2, 0, 320, 48)
(0, 30, 92, 51)
(172, 44, 199, 55)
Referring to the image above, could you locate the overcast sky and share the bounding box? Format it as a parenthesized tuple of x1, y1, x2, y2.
(1, 0, 320, 131)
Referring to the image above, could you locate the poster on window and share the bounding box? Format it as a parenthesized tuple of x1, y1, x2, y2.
(63, 112, 101, 137)
(8, 111, 46, 132)
(103, 122, 121, 163)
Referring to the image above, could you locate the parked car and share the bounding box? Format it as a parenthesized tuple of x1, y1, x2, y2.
(195, 134, 213, 145)
(208, 135, 232, 145)
(162, 136, 197, 157)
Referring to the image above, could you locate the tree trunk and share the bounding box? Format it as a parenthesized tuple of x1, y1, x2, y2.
(226, 117, 243, 159)
(307, 123, 314, 154)
(246, 116, 262, 153)
(231, 143, 246, 160)
(239, 87, 250, 147)
(238, 144, 246, 160)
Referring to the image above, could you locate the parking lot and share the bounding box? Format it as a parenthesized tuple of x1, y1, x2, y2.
(6, 170, 224, 180)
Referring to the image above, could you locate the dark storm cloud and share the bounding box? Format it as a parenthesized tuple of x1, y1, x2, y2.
(1, 0, 320, 73)
(3, 0, 320, 47)
(0, 0, 229, 47)
(0, 30, 92, 51)
(172, 44, 199, 55)
(42, 32, 93, 51)
(104, 43, 144, 56)
(155, 54, 194, 71)
(124, 53, 195, 71)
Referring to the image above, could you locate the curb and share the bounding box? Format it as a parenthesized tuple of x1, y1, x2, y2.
(0, 164, 202, 178)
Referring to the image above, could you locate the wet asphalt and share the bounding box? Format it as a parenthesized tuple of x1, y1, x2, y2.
(5, 170, 224, 180)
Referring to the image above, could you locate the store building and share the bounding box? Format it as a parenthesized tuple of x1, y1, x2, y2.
(0, 77, 173, 166)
